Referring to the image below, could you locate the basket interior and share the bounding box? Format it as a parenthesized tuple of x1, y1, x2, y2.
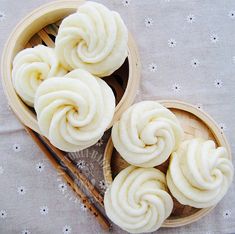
(109, 108, 218, 220)
(21, 18, 129, 115)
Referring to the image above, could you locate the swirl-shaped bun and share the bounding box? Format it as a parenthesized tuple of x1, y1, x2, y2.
(167, 138, 234, 208)
(104, 166, 173, 233)
(12, 45, 66, 106)
(35, 69, 115, 152)
(112, 101, 184, 167)
(55, 1, 128, 77)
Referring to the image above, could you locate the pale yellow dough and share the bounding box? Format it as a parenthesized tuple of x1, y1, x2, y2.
(12, 45, 66, 107)
(112, 101, 184, 167)
(104, 166, 173, 233)
(55, 1, 128, 77)
(35, 69, 115, 152)
(167, 138, 234, 208)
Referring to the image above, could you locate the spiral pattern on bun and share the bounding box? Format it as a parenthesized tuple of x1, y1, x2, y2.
(167, 138, 234, 208)
(55, 1, 128, 77)
(104, 166, 173, 233)
(35, 69, 115, 152)
(12, 45, 66, 106)
(112, 101, 184, 167)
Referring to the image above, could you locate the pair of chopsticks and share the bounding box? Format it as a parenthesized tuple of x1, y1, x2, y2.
(25, 127, 110, 231)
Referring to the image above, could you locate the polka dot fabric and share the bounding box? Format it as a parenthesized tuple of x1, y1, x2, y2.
(0, 0, 235, 233)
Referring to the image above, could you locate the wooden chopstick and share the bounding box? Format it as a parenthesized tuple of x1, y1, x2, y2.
(38, 135, 104, 208)
(35, 23, 104, 208)
(25, 127, 110, 231)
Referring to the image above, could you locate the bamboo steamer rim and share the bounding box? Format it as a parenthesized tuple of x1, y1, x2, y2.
(1, 0, 140, 134)
(103, 99, 232, 228)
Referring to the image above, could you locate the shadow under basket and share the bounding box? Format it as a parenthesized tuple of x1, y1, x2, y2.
(103, 100, 232, 228)
(1, 0, 141, 134)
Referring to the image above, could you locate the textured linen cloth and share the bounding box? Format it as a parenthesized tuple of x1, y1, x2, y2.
(0, 0, 235, 233)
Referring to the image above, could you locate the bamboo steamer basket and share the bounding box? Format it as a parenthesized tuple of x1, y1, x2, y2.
(1, 0, 140, 134)
(103, 100, 232, 227)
